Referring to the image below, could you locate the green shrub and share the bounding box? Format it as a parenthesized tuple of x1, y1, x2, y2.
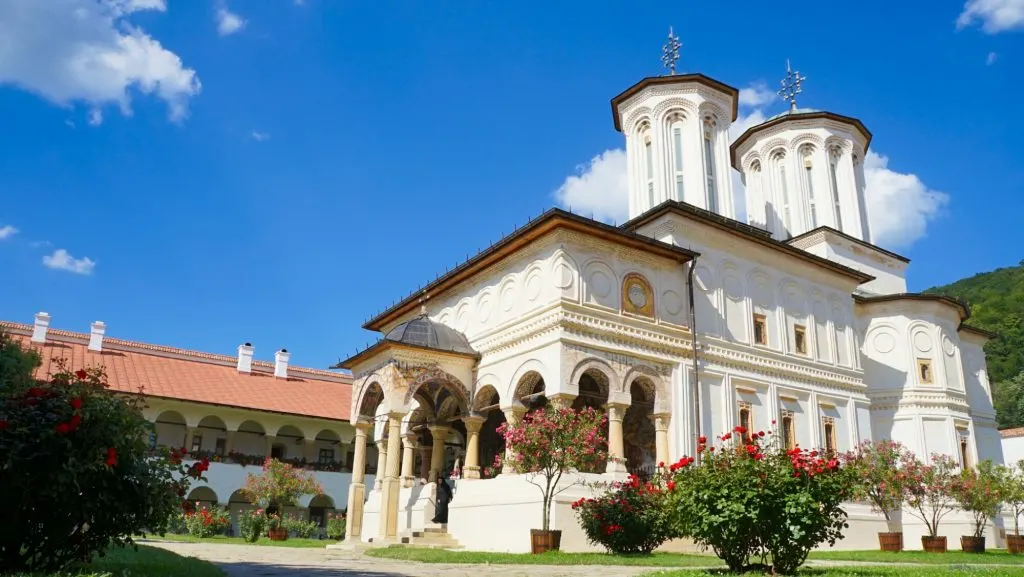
(184, 506, 230, 538)
(282, 515, 320, 539)
(666, 425, 852, 574)
(0, 334, 204, 573)
(166, 511, 189, 535)
(238, 508, 266, 543)
(326, 513, 346, 540)
(572, 475, 676, 554)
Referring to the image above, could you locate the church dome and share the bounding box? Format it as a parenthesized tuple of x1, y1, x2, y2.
(384, 315, 476, 355)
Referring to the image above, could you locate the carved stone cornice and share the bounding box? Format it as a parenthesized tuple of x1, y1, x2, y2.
(868, 391, 972, 413)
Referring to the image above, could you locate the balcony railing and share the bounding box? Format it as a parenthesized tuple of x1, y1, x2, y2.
(184, 450, 359, 474)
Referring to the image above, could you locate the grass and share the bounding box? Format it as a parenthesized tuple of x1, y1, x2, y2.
(640, 570, 1017, 577)
(10, 544, 224, 577)
(365, 547, 722, 566)
(808, 549, 1024, 565)
(143, 533, 329, 548)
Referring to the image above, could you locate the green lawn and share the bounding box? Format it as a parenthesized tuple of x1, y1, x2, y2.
(143, 533, 330, 548)
(641, 570, 1017, 577)
(10, 544, 224, 577)
(365, 547, 722, 566)
(808, 549, 1024, 565)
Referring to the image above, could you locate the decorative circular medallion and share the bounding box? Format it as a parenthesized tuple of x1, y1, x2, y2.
(553, 263, 573, 289)
(589, 270, 612, 299)
(628, 284, 647, 308)
(942, 335, 956, 356)
(913, 331, 933, 353)
(873, 331, 896, 354)
(526, 272, 542, 301)
(500, 282, 516, 312)
(663, 290, 683, 315)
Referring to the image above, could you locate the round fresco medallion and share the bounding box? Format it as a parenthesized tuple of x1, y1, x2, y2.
(628, 283, 648, 308)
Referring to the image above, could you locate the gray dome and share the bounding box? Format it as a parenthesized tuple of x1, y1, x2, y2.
(765, 107, 820, 122)
(384, 315, 476, 355)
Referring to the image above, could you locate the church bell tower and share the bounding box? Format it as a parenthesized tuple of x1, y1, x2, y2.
(611, 29, 740, 221)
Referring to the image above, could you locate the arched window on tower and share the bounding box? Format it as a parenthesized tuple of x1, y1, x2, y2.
(828, 145, 844, 232)
(643, 130, 655, 206)
(772, 150, 792, 238)
(800, 145, 818, 229)
(702, 116, 718, 212)
(669, 114, 685, 201)
(752, 160, 770, 233)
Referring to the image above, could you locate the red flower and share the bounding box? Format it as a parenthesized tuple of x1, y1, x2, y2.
(697, 435, 707, 444)
(754, 453, 764, 461)
(105, 447, 118, 467)
(75, 369, 88, 380)
(734, 425, 747, 435)
(667, 480, 676, 491)
(69, 414, 82, 430)
(55, 422, 71, 434)
(26, 387, 44, 398)
(70, 397, 83, 410)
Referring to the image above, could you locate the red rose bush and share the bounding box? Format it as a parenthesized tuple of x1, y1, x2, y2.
(572, 472, 678, 554)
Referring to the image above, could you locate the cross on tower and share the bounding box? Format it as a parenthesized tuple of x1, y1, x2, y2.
(777, 59, 806, 111)
(661, 27, 681, 75)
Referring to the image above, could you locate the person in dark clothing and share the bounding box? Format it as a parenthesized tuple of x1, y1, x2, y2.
(431, 473, 453, 524)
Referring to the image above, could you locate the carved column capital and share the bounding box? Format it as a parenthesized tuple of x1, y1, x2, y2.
(462, 416, 486, 433)
(651, 412, 672, 432)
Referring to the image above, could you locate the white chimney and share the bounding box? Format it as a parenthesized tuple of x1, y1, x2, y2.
(274, 349, 290, 379)
(31, 312, 51, 343)
(237, 343, 254, 373)
(88, 321, 106, 352)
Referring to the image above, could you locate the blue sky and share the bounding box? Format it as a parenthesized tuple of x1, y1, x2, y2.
(1, 0, 1022, 369)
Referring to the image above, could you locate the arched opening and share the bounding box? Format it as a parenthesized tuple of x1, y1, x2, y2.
(513, 371, 546, 413)
(624, 378, 657, 478)
(313, 429, 343, 469)
(234, 420, 267, 458)
(308, 494, 335, 530)
(154, 410, 186, 449)
(195, 415, 228, 456)
(473, 385, 505, 478)
(187, 486, 219, 511)
(572, 368, 610, 473)
(402, 376, 471, 480)
(274, 425, 305, 462)
(227, 489, 253, 537)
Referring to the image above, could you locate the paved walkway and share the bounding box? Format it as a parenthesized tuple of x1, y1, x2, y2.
(145, 541, 668, 577)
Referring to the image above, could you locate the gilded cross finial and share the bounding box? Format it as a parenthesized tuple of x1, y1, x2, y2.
(661, 27, 681, 75)
(777, 59, 806, 111)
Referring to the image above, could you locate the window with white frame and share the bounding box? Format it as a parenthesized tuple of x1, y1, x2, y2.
(703, 117, 718, 212)
(670, 115, 685, 200)
(800, 145, 818, 228)
(828, 145, 844, 232)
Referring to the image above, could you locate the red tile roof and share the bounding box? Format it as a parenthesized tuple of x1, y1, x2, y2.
(1001, 427, 1024, 439)
(1, 321, 352, 422)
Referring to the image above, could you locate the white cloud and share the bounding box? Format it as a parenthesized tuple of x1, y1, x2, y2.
(987, 51, 999, 64)
(42, 249, 96, 274)
(553, 149, 629, 223)
(862, 151, 949, 249)
(29, 240, 53, 248)
(0, 225, 18, 240)
(738, 83, 776, 108)
(88, 108, 103, 126)
(957, 0, 1024, 33)
(0, 0, 201, 122)
(250, 129, 270, 142)
(215, 6, 246, 36)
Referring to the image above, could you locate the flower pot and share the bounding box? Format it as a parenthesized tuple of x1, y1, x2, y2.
(921, 535, 947, 553)
(268, 527, 288, 541)
(1008, 534, 1024, 554)
(960, 535, 985, 553)
(529, 529, 562, 554)
(877, 532, 903, 552)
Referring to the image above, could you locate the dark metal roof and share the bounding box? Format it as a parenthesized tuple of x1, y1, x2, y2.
(384, 315, 476, 356)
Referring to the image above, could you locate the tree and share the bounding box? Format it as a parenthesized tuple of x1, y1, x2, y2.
(904, 454, 960, 538)
(841, 439, 916, 527)
(1003, 460, 1024, 537)
(242, 458, 323, 509)
(951, 460, 1005, 539)
(0, 331, 202, 574)
(497, 405, 607, 533)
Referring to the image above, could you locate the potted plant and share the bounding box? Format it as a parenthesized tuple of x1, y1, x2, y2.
(951, 460, 1004, 553)
(497, 405, 607, 554)
(1004, 460, 1024, 554)
(842, 440, 915, 551)
(904, 453, 959, 552)
(241, 458, 323, 542)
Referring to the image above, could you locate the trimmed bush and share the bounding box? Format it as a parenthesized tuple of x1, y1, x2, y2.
(326, 512, 346, 540)
(238, 508, 267, 542)
(184, 506, 230, 538)
(572, 474, 676, 554)
(282, 515, 320, 539)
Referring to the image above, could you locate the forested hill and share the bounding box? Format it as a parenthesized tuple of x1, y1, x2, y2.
(925, 262, 1024, 428)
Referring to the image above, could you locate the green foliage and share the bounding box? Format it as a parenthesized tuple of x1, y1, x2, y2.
(242, 458, 323, 508)
(0, 332, 201, 574)
(951, 460, 1005, 538)
(841, 439, 917, 521)
(665, 426, 852, 575)
(281, 515, 320, 539)
(571, 474, 677, 554)
(926, 263, 1024, 427)
(166, 512, 189, 535)
(238, 508, 266, 543)
(1003, 460, 1024, 536)
(326, 512, 346, 540)
(184, 506, 230, 538)
(903, 453, 960, 537)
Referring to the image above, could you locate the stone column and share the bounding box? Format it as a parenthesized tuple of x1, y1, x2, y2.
(502, 406, 526, 474)
(547, 393, 576, 410)
(400, 432, 417, 488)
(418, 445, 431, 482)
(606, 402, 629, 474)
(184, 427, 197, 452)
(428, 426, 450, 481)
(224, 431, 237, 454)
(304, 438, 317, 464)
(345, 421, 371, 541)
(379, 412, 406, 541)
(264, 435, 277, 458)
(652, 413, 671, 468)
(373, 441, 387, 490)
(462, 416, 485, 479)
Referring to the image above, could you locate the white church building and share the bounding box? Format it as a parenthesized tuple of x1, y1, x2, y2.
(338, 58, 1004, 552)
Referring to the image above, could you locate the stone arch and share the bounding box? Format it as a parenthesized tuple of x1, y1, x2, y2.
(187, 485, 218, 506)
(228, 489, 250, 504)
(572, 362, 612, 473)
(197, 415, 227, 431)
(355, 379, 385, 420)
(309, 493, 335, 509)
(824, 136, 846, 158)
(473, 383, 501, 414)
(509, 359, 551, 404)
(403, 366, 471, 410)
(154, 410, 187, 448)
(790, 133, 825, 152)
(550, 249, 579, 301)
(653, 97, 697, 122)
(623, 106, 653, 136)
(623, 376, 658, 474)
(742, 151, 763, 173)
(623, 365, 670, 411)
(698, 102, 728, 124)
(761, 139, 788, 160)
(569, 358, 616, 397)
